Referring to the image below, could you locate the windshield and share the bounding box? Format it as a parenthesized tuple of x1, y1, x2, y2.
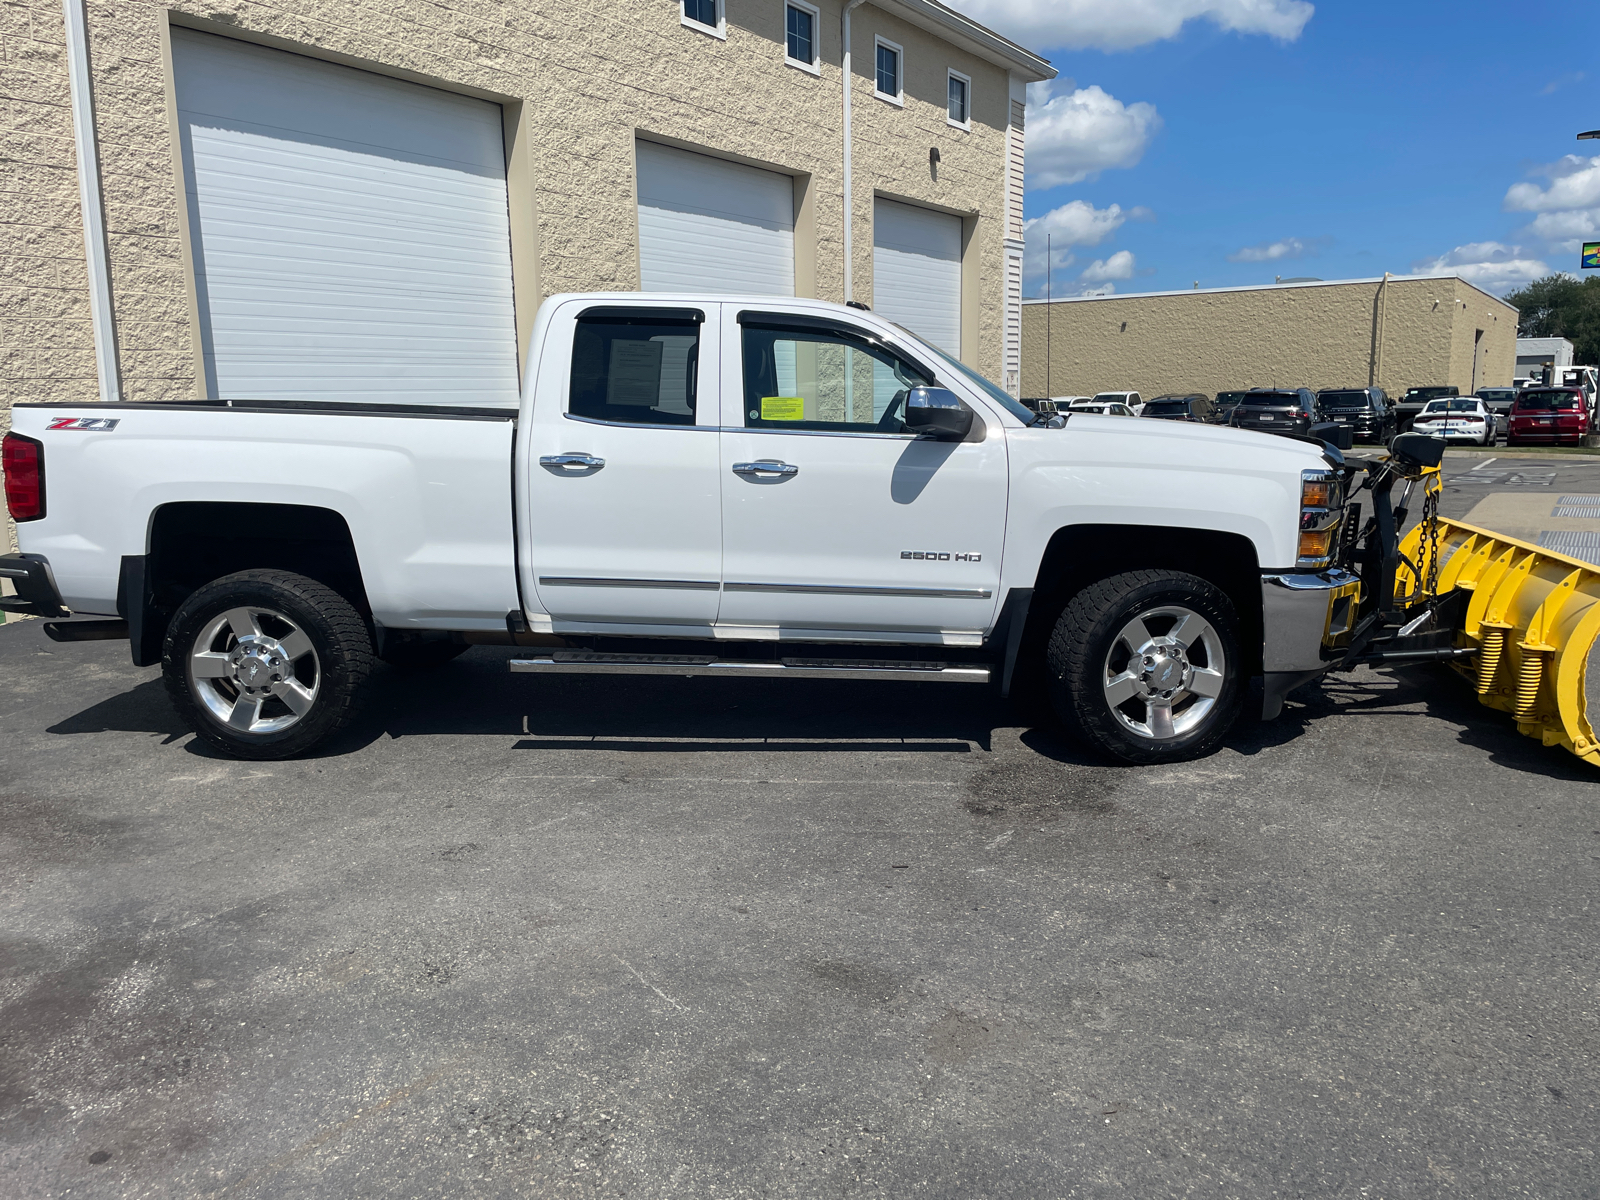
(1478, 389, 1515, 402)
(1144, 402, 1188, 415)
(1215, 391, 1247, 405)
(1405, 388, 1454, 400)
(1071, 404, 1107, 413)
(1423, 399, 1481, 413)
(1516, 390, 1582, 412)
(1240, 393, 1298, 407)
(1319, 391, 1370, 408)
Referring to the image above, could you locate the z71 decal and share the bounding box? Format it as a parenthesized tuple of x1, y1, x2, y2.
(46, 417, 120, 432)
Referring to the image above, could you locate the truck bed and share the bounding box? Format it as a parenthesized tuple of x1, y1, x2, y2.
(9, 399, 521, 631)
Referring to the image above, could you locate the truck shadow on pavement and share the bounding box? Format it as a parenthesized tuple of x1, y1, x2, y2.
(37, 643, 1596, 780)
(365, 648, 1000, 755)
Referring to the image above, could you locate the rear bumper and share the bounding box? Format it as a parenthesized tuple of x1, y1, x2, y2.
(1509, 428, 1585, 443)
(0, 553, 70, 618)
(1259, 568, 1360, 717)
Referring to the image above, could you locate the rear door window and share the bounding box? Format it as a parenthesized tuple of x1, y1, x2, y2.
(568, 308, 704, 425)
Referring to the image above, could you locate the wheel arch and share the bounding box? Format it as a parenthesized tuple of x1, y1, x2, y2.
(124, 502, 371, 666)
(1015, 523, 1265, 686)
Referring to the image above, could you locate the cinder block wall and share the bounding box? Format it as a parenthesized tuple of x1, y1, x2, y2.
(1020, 277, 1519, 401)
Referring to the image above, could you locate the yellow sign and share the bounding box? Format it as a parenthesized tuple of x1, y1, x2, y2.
(760, 396, 805, 421)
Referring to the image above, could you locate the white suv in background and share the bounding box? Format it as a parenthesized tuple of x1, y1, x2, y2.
(1094, 390, 1143, 415)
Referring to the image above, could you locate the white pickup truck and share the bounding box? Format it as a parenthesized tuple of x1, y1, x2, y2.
(1, 294, 1352, 763)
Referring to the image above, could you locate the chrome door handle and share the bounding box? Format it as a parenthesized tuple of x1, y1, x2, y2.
(732, 460, 799, 477)
(540, 453, 605, 470)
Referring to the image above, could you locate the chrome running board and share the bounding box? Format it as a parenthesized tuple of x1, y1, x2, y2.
(509, 650, 991, 684)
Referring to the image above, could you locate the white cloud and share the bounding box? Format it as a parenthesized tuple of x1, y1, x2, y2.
(1504, 155, 1600, 213)
(1025, 83, 1162, 189)
(1080, 251, 1138, 282)
(1228, 236, 1316, 263)
(1410, 242, 1550, 293)
(946, 0, 1313, 52)
(1022, 200, 1147, 294)
(1526, 209, 1600, 251)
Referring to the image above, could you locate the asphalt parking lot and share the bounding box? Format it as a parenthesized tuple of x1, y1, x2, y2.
(3, 453, 1599, 1199)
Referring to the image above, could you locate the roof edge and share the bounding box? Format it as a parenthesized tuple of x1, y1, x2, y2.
(1023, 273, 1519, 311)
(872, 0, 1055, 82)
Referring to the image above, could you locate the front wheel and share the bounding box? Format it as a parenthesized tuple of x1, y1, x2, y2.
(1045, 570, 1245, 765)
(163, 569, 374, 760)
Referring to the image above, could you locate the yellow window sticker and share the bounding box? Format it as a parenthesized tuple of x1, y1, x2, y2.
(761, 396, 805, 422)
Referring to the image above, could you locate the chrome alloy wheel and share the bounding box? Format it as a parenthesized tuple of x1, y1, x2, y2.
(188, 606, 320, 735)
(1101, 605, 1227, 740)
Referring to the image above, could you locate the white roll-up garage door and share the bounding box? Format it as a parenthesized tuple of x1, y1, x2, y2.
(636, 142, 794, 296)
(172, 29, 519, 405)
(873, 198, 962, 357)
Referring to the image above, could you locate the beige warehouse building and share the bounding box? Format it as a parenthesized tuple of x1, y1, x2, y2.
(1021, 275, 1519, 402)
(1, 0, 1051, 552)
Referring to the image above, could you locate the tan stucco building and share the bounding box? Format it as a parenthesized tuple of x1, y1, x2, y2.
(1, 0, 1050, 553)
(1021, 275, 1519, 402)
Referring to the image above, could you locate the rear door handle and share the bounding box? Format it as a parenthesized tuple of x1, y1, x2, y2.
(540, 453, 605, 471)
(732, 460, 799, 477)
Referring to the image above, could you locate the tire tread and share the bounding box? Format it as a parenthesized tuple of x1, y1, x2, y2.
(162, 569, 373, 760)
(1045, 569, 1243, 765)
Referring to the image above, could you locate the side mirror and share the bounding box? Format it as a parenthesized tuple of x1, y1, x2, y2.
(905, 386, 974, 441)
(1390, 431, 1446, 469)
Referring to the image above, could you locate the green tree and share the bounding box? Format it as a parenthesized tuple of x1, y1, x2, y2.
(1504, 274, 1600, 367)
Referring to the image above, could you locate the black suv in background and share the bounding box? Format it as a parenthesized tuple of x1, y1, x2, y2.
(1316, 387, 1396, 444)
(1214, 390, 1250, 424)
(1228, 388, 1318, 437)
(1396, 385, 1458, 431)
(1142, 393, 1215, 422)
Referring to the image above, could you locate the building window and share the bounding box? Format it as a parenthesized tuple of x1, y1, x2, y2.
(681, 0, 724, 39)
(874, 37, 903, 105)
(947, 70, 970, 128)
(785, 1, 820, 74)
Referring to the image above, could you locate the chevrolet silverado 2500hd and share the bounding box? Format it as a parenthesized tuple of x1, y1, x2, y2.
(1, 294, 1351, 763)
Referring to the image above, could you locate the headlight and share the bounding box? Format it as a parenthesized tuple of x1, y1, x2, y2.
(1298, 468, 1343, 567)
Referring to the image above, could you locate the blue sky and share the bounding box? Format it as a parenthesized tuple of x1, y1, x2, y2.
(951, 0, 1600, 299)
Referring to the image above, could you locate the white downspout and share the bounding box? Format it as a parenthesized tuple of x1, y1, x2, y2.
(62, 0, 120, 402)
(841, 0, 866, 303)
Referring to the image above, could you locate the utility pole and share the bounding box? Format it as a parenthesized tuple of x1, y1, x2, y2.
(1045, 234, 1052, 398)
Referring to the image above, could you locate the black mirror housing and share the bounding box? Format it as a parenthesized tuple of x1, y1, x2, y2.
(1390, 432, 1446, 470)
(1309, 420, 1354, 450)
(905, 386, 974, 440)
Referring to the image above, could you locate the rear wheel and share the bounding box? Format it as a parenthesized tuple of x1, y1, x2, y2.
(163, 570, 373, 760)
(1046, 571, 1244, 765)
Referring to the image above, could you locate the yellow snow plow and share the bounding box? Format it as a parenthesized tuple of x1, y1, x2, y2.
(1329, 433, 1600, 768)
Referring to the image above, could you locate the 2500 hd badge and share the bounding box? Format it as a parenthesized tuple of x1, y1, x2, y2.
(901, 551, 982, 561)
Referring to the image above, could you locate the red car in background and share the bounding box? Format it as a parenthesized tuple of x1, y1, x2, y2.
(1508, 387, 1590, 446)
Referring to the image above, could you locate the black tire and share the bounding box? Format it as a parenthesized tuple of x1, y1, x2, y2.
(379, 638, 470, 669)
(1045, 570, 1245, 765)
(163, 569, 374, 760)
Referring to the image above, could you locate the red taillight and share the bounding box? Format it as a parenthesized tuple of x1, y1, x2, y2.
(2, 432, 44, 521)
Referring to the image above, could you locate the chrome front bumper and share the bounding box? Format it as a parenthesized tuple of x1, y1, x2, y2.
(1261, 568, 1360, 672)
(1259, 568, 1361, 718)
